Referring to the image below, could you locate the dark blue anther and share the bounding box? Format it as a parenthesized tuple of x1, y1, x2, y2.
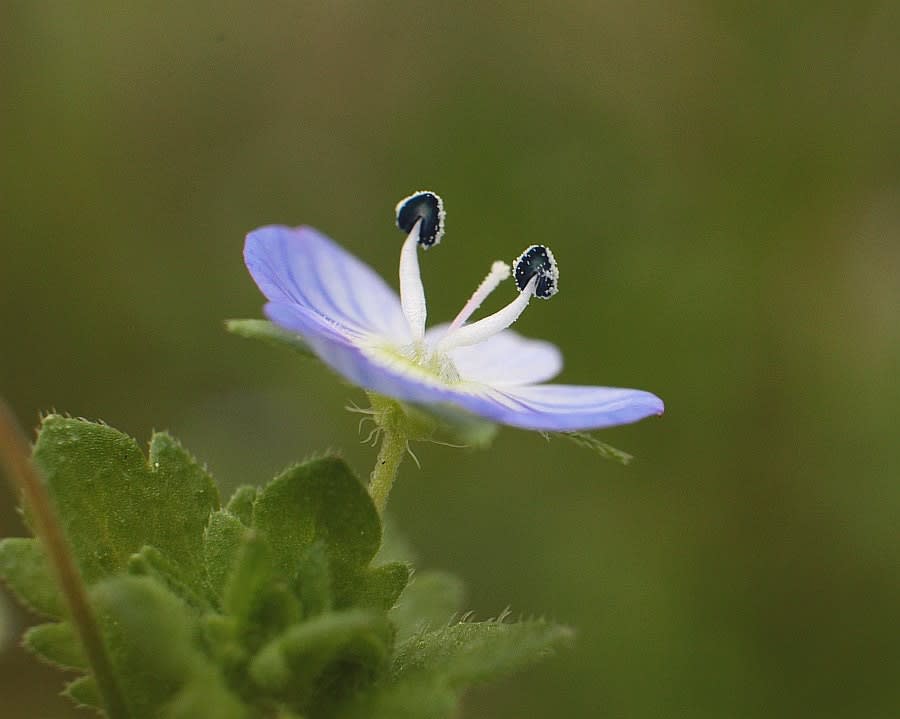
(396, 191, 445, 248)
(514, 245, 559, 299)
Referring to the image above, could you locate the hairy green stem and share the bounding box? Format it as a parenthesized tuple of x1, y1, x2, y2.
(368, 427, 407, 514)
(0, 401, 130, 719)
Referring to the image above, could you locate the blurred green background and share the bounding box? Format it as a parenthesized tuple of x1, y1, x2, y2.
(2, 2, 899, 717)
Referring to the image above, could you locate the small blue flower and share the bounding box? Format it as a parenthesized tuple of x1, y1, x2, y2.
(244, 191, 664, 432)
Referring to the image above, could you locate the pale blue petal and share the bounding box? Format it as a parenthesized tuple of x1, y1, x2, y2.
(266, 301, 663, 431)
(245, 225, 411, 343)
(263, 301, 493, 407)
(425, 324, 562, 386)
(475, 384, 665, 431)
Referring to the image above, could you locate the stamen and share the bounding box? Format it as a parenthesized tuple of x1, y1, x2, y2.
(514, 245, 559, 299)
(446, 261, 511, 333)
(398, 220, 427, 340)
(436, 275, 537, 351)
(436, 244, 559, 352)
(396, 191, 445, 248)
(396, 191, 445, 341)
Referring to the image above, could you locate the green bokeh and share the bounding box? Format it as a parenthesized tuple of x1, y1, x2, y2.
(2, 2, 898, 717)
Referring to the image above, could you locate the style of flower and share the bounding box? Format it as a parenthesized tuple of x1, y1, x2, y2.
(244, 191, 664, 435)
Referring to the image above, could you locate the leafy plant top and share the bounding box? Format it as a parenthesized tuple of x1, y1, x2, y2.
(1, 416, 571, 718)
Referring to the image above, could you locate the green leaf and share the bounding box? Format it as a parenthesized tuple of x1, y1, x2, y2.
(293, 541, 332, 617)
(253, 457, 380, 573)
(91, 575, 228, 719)
(33, 416, 220, 587)
(127, 545, 210, 610)
(203, 509, 247, 600)
(223, 530, 301, 650)
(249, 609, 391, 708)
(390, 571, 465, 643)
(63, 675, 102, 710)
(552, 431, 633, 465)
(163, 667, 249, 719)
(222, 530, 274, 622)
(350, 562, 411, 612)
(92, 576, 195, 714)
(23, 621, 87, 670)
(394, 617, 574, 687)
(0, 537, 63, 617)
(226, 319, 314, 358)
(252, 457, 388, 608)
(226, 485, 258, 527)
(408, 402, 499, 449)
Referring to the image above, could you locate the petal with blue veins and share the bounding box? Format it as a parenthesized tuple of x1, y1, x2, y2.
(476, 384, 665, 431)
(245, 225, 411, 344)
(263, 301, 663, 432)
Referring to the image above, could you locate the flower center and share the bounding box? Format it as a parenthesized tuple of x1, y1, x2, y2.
(363, 340, 462, 385)
(393, 191, 559, 373)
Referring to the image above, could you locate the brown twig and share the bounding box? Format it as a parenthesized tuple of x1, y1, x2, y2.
(0, 401, 129, 719)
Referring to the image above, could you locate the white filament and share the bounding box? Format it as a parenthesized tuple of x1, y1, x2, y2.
(437, 276, 537, 351)
(399, 219, 427, 340)
(446, 261, 511, 333)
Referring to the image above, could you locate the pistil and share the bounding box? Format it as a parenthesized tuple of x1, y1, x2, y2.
(446, 260, 511, 333)
(437, 275, 538, 351)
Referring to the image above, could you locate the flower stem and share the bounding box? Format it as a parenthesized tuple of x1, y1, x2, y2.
(0, 401, 129, 719)
(369, 427, 407, 514)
